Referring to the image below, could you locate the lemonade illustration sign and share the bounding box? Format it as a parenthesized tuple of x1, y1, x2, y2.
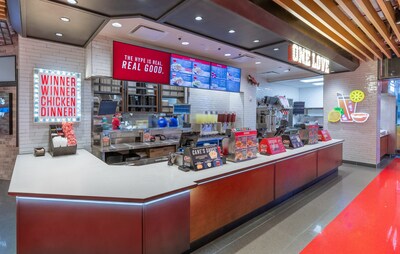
(328, 89, 369, 123)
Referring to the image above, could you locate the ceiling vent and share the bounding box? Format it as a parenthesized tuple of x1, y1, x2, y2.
(129, 25, 167, 41)
(230, 54, 254, 63)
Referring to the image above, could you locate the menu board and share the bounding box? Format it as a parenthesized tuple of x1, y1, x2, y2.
(259, 137, 286, 155)
(226, 66, 241, 92)
(210, 63, 227, 91)
(170, 54, 210, 89)
(183, 144, 223, 171)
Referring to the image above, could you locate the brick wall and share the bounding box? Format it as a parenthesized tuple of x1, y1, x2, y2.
(18, 36, 91, 154)
(324, 61, 379, 165)
(0, 34, 18, 180)
(87, 35, 257, 129)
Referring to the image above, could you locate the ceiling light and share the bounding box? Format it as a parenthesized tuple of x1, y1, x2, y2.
(300, 77, 323, 83)
(224, 53, 231, 56)
(67, 0, 77, 4)
(195, 16, 203, 21)
(55, 33, 63, 37)
(273, 48, 279, 51)
(60, 17, 70, 22)
(255, 61, 261, 64)
(228, 29, 235, 34)
(283, 69, 290, 73)
(312, 82, 324, 86)
(112, 22, 122, 28)
(253, 39, 260, 43)
(181, 41, 189, 45)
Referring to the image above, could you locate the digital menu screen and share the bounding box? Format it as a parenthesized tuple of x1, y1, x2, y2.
(210, 63, 227, 91)
(170, 54, 210, 89)
(226, 66, 241, 92)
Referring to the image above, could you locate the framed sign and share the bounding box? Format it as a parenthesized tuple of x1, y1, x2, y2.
(113, 41, 170, 84)
(0, 93, 12, 135)
(34, 68, 81, 123)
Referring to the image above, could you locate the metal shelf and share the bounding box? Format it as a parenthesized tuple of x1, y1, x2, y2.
(94, 91, 121, 95)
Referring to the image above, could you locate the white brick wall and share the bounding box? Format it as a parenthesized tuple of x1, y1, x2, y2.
(324, 61, 379, 165)
(18, 36, 91, 154)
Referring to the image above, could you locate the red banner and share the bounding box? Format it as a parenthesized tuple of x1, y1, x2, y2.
(113, 41, 170, 84)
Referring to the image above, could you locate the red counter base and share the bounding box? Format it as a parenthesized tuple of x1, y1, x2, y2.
(16, 191, 190, 254)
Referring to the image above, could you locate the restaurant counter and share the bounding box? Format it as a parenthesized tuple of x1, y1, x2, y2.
(9, 139, 343, 254)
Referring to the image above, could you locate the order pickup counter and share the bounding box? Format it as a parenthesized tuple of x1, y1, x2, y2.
(9, 139, 343, 254)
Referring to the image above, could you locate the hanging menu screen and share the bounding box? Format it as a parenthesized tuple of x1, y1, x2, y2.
(226, 66, 241, 92)
(170, 54, 210, 89)
(210, 63, 227, 91)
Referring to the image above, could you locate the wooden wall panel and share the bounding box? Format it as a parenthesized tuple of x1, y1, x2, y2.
(317, 144, 343, 176)
(275, 152, 317, 199)
(190, 164, 275, 242)
(380, 136, 388, 159)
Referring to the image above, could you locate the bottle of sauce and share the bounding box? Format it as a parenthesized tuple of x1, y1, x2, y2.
(227, 112, 232, 123)
(231, 112, 236, 123)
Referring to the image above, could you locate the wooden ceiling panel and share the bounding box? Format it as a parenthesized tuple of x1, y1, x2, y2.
(314, 0, 383, 60)
(294, 0, 375, 60)
(274, 0, 367, 61)
(0, 0, 6, 20)
(355, 0, 400, 57)
(273, 0, 400, 61)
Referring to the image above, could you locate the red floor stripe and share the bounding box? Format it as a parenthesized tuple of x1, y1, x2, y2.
(301, 159, 400, 254)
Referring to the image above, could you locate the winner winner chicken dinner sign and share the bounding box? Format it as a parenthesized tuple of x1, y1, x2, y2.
(34, 68, 81, 123)
(113, 41, 170, 84)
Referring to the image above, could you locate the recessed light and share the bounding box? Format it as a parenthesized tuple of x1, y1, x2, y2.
(255, 61, 261, 64)
(195, 16, 203, 21)
(312, 82, 324, 86)
(300, 77, 323, 83)
(60, 17, 70, 22)
(228, 29, 235, 33)
(67, 0, 77, 4)
(284, 69, 290, 72)
(112, 22, 122, 28)
(224, 53, 231, 56)
(181, 41, 189, 45)
(273, 48, 279, 51)
(55, 33, 63, 37)
(253, 39, 260, 43)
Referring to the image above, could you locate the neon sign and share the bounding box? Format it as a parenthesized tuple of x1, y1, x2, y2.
(288, 43, 330, 74)
(34, 68, 81, 123)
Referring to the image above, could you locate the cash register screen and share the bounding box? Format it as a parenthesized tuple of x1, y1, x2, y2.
(179, 132, 199, 148)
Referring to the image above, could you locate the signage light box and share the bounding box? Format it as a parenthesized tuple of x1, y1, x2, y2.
(34, 68, 81, 123)
(288, 43, 330, 74)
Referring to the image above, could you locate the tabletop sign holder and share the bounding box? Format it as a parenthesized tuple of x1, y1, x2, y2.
(183, 144, 223, 171)
(282, 134, 304, 149)
(48, 125, 77, 157)
(299, 125, 319, 145)
(259, 136, 286, 155)
(318, 130, 332, 141)
(226, 129, 258, 162)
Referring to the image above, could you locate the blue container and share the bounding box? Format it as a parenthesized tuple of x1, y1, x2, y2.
(158, 117, 168, 128)
(169, 117, 178, 127)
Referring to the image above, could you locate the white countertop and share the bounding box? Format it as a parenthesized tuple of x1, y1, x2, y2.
(9, 139, 344, 202)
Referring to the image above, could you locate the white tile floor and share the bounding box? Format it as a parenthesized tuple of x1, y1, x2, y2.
(0, 159, 390, 254)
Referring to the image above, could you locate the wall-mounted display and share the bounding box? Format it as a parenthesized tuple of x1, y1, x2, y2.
(226, 66, 241, 92)
(34, 68, 81, 123)
(0, 56, 16, 85)
(0, 93, 12, 135)
(113, 41, 170, 84)
(170, 54, 210, 89)
(210, 63, 227, 91)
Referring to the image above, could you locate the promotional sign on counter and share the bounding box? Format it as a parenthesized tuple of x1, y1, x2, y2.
(299, 125, 319, 145)
(318, 130, 332, 141)
(259, 137, 286, 155)
(282, 134, 304, 149)
(226, 129, 258, 162)
(34, 68, 81, 123)
(183, 144, 223, 171)
(113, 41, 170, 84)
